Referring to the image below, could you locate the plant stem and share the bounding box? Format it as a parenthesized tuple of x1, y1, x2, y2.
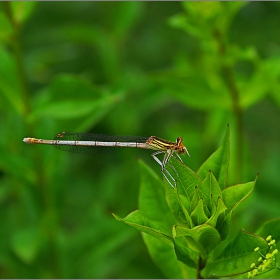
(2, 2, 31, 117)
(222, 65, 243, 182)
(197, 255, 205, 279)
(2, 3, 59, 277)
(214, 29, 243, 182)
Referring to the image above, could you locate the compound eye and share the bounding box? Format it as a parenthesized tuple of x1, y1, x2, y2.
(176, 137, 183, 145)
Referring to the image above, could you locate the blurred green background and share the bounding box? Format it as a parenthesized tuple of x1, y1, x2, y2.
(0, 2, 280, 278)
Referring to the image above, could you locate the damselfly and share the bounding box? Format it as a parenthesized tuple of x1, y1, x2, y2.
(23, 132, 190, 188)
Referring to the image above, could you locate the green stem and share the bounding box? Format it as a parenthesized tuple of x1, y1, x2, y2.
(2, 2, 31, 117)
(222, 65, 243, 182)
(197, 254, 205, 279)
(2, 2, 59, 277)
(214, 29, 243, 182)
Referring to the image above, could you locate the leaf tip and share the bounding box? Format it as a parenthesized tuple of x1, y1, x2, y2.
(255, 173, 260, 182)
(111, 212, 122, 221)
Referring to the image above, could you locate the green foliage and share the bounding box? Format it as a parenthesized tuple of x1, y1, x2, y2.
(113, 127, 279, 278)
(0, 1, 280, 278)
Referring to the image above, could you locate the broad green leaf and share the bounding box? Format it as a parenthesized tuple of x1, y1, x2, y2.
(142, 233, 195, 278)
(169, 157, 203, 200)
(182, 2, 246, 21)
(256, 218, 280, 243)
(221, 176, 257, 212)
(195, 225, 221, 255)
(177, 194, 193, 228)
(11, 2, 36, 25)
(207, 197, 227, 229)
(190, 199, 208, 226)
(216, 177, 257, 242)
(190, 186, 200, 213)
(172, 2, 247, 41)
(112, 210, 173, 247)
(168, 13, 207, 39)
(200, 171, 222, 214)
(10, 227, 40, 264)
(48, 74, 103, 101)
(164, 183, 190, 227)
(29, 74, 124, 131)
(30, 98, 115, 120)
(197, 125, 230, 189)
(152, 74, 231, 110)
(164, 159, 203, 227)
(174, 237, 198, 269)
(137, 162, 198, 277)
(110, 2, 143, 39)
(182, 2, 223, 20)
(216, 211, 232, 241)
(202, 229, 269, 278)
(173, 224, 221, 258)
(239, 66, 270, 110)
(138, 160, 175, 232)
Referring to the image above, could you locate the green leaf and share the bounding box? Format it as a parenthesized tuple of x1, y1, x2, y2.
(207, 197, 227, 230)
(112, 210, 173, 247)
(182, 2, 224, 20)
(168, 13, 203, 38)
(31, 98, 115, 120)
(216, 211, 232, 241)
(174, 237, 198, 269)
(110, 2, 143, 39)
(173, 224, 221, 258)
(256, 218, 280, 243)
(10, 227, 40, 264)
(197, 124, 230, 189)
(202, 229, 269, 278)
(177, 193, 193, 228)
(181, 2, 247, 36)
(200, 171, 222, 214)
(11, 2, 36, 25)
(190, 199, 208, 226)
(29, 74, 124, 130)
(138, 160, 198, 273)
(222, 176, 257, 212)
(239, 66, 270, 110)
(163, 182, 192, 227)
(190, 186, 200, 213)
(240, 57, 280, 109)
(138, 160, 175, 232)
(48, 74, 104, 101)
(142, 233, 195, 278)
(152, 74, 231, 111)
(163, 158, 203, 227)
(169, 157, 203, 201)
